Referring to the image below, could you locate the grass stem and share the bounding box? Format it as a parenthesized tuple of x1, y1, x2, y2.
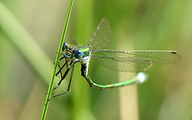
(40, 0, 74, 119)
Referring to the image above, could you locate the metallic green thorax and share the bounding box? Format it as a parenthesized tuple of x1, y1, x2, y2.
(77, 46, 91, 57)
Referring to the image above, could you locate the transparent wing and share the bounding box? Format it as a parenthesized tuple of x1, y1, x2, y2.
(87, 18, 111, 50)
(91, 50, 181, 72)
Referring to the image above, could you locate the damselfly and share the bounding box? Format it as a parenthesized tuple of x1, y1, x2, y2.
(51, 18, 180, 98)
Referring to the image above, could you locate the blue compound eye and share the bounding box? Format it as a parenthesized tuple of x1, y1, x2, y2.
(62, 42, 67, 51)
(74, 50, 83, 58)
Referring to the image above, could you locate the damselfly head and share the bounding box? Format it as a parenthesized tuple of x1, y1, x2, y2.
(62, 42, 73, 51)
(62, 42, 67, 51)
(74, 49, 83, 58)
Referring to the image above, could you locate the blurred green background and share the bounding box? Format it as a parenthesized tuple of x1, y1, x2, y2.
(0, 0, 192, 120)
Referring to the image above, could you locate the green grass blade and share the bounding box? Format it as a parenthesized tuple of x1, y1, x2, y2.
(40, 0, 74, 120)
(0, 1, 52, 85)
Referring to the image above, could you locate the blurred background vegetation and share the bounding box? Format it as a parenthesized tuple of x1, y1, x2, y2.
(0, 0, 192, 120)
